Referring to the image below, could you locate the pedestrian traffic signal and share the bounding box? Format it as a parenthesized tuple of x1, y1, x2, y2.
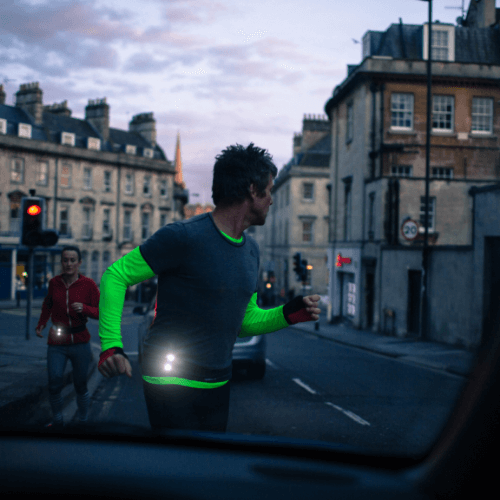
(20, 196, 59, 247)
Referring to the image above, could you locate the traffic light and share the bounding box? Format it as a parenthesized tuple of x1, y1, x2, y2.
(293, 252, 302, 276)
(20, 196, 59, 247)
(301, 259, 308, 282)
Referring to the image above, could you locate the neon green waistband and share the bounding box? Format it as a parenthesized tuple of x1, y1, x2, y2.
(142, 375, 229, 388)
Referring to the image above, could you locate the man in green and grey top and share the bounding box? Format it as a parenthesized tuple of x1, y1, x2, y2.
(98, 143, 321, 433)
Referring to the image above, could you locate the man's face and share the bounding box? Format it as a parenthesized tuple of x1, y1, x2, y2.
(250, 175, 274, 226)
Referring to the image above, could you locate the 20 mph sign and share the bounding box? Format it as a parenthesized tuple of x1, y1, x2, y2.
(401, 219, 419, 241)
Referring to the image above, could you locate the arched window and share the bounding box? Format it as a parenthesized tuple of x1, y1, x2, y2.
(91, 251, 99, 283)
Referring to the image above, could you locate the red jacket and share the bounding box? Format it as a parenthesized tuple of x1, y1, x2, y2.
(37, 274, 100, 345)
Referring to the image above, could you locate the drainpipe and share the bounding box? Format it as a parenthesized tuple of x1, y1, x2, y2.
(330, 106, 340, 323)
(116, 163, 121, 256)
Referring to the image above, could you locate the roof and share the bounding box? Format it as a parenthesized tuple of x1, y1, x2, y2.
(0, 103, 167, 161)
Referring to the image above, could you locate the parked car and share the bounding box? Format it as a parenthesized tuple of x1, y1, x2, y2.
(134, 298, 266, 380)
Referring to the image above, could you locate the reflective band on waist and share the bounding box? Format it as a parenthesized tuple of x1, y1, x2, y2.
(142, 375, 228, 389)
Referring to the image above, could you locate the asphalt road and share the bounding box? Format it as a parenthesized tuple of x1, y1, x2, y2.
(3, 309, 467, 457)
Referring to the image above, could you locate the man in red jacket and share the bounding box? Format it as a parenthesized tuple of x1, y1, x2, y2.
(36, 246, 100, 428)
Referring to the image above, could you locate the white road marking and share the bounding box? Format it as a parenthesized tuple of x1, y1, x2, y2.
(292, 378, 317, 395)
(325, 402, 371, 426)
(265, 358, 278, 369)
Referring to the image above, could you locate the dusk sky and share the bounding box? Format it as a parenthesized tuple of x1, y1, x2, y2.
(0, 0, 476, 205)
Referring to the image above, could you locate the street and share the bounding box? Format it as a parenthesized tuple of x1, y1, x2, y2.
(1, 307, 467, 457)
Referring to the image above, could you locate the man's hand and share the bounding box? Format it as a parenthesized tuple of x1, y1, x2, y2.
(283, 294, 321, 325)
(98, 347, 132, 378)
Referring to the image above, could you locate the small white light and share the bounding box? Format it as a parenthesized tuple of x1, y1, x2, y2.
(166, 354, 175, 362)
(164, 364, 172, 371)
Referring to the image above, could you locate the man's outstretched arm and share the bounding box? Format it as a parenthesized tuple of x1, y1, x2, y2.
(239, 293, 320, 338)
(98, 246, 155, 378)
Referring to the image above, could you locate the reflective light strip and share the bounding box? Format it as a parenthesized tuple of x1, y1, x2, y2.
(142, 375, 228, 389)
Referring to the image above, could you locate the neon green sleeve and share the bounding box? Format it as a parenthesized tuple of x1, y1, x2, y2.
(238, 293, 289, 338)
(99, 247, 156, 351)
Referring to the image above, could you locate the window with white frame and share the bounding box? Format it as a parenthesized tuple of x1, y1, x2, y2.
(346, 102, 353, 142)
(391, 94, 414, 130)
(419, 197, 436, 232)
(102, 208, 111, 235)
(125, 173, 134, 195)
(126, 144, 137, 155)
(141, 211, 150, 240)
(143, 148, 153, 158)
(82, 206, 92, 239)
(432, 30, 449, 61)
(123, 210, 132, 240)
(432, 96, 454, 132)
(18, 123, 31, 138)
(302, 220, 313, 243)
(36, 161, 48, 186)
(423, 24, 455, 62)
(391, 166, 412, 177)
(160, 179, 168, 198)
(471, 97, 493, 134)
(10, 158, 24, 183)
(104, 171, 111, 192)
(83, 167, 92, 190)
(143, 175, 151, 196)
(87, 137, 100, 150)
(60, 162, 72, 188)
(303, 182, 314, 201)
(59, 207, 69, 236)
(61, 132, 75, 146)
(9, 196, 21, 233)
(432, 167, 453, 179)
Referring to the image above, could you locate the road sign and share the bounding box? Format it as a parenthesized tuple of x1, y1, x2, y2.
(401, 219, 419, 241)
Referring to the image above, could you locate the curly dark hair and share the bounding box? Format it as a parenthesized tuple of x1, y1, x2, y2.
(212, 143, 277, 206)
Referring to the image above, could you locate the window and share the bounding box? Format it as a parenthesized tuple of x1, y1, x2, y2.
(80, 251, 88, 276)
(432, 30, 449, 61)
(160, 179, 168, 198)
(126, 144, 137, 155)
(36, 161, 48, 186)
(83, 168, 92, 190)
(344, 185, 352, 241)
(87, 137, 100, 150)
(391, 166, 412, 177)
(9, 196, 21, 233)
(160, 213, 167, 227)
(303, 183, 314, 201)
(102, 209, 111, 236)
(18, 123, 31, 138)
(102, 251, 111, 278)
(423, 24, 455, 62)
(432, 168, 453, 179)
(61, 132, 75, 146)
(59, 207, 69, 237)
(391, 94, 414, 130)
(142, 212, 150, 240)
(0, 118, 6, 134)
(123, 211, 132, 241)
(302, 220, 313, 243)
(143, 148, 154, 158)
(10, 158, 24, 183)
(419, 196, 436, 232)
(91, 251, 100, 283)
(432, 96, 454, 132)
(346, 102, 353, 142)
(104, 171, 111, 192)
(368, 192, 375, 241)
(82, 207, 92, 239)
(60, 162, 72, 188)
(143, 175, 151, 196)
(471, 98, 493, 134)
(125, 173, 134, 195)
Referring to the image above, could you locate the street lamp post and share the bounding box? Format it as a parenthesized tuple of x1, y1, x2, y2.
(419, 0, 432, 339)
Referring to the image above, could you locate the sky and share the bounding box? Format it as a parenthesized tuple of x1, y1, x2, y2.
(0, 0, 483, 205)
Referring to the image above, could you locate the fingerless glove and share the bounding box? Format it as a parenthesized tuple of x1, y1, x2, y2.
(98, 347, 129, 368)
(283, 295, 314, 325)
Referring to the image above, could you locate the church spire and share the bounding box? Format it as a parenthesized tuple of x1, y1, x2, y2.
(174, 131, 185, 188)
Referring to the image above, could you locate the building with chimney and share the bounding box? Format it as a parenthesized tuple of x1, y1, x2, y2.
(324, 0, 500, 348)
(0, 82, 186, 300)
(253, 114, 331, 303)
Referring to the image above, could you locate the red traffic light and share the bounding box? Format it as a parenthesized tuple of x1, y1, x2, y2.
(27, 204, 42, 216)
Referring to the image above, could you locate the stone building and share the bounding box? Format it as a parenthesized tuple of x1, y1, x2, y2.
(253, 114, 331, 303)
(0, 82, 186, 300)
(324, 0, 500, 346)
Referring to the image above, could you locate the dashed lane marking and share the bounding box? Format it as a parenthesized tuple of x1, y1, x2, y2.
(292, 378, 317, 395)
(325, 402, 371, 426)
(265, 358, 278, 369)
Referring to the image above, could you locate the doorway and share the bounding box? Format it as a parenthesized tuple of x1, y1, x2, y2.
(407, 270, 422, 335)
(365, 271, 375, 329)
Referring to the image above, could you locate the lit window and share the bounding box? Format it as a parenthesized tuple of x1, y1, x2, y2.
(471, 98, 493, 134)
(391, 94, 414, 129)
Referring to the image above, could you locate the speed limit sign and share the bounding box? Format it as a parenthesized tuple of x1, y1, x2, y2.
(401, 219, 419, 240)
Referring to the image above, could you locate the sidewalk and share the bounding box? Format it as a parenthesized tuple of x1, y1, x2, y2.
(0, 300, 476, 427)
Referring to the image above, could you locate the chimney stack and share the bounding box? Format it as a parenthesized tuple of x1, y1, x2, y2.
(0, 84, 5, 105)
(15, 82, 43, 125)
(465, 0, 497, 28)
(85, 98, 109, 141)
(129, 112, 157, 146)
(293, 133, 302, 157)
(44, 100, 72, 117)
(301, 114, 330, 151)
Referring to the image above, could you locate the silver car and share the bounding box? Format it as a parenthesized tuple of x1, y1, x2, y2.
(135, 299, 266, 380)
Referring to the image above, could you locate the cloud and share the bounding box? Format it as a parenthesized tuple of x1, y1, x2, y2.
(123, 53, 173, 73)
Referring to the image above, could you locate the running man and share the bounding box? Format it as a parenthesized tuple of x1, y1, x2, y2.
(97, 143, 320, 433)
